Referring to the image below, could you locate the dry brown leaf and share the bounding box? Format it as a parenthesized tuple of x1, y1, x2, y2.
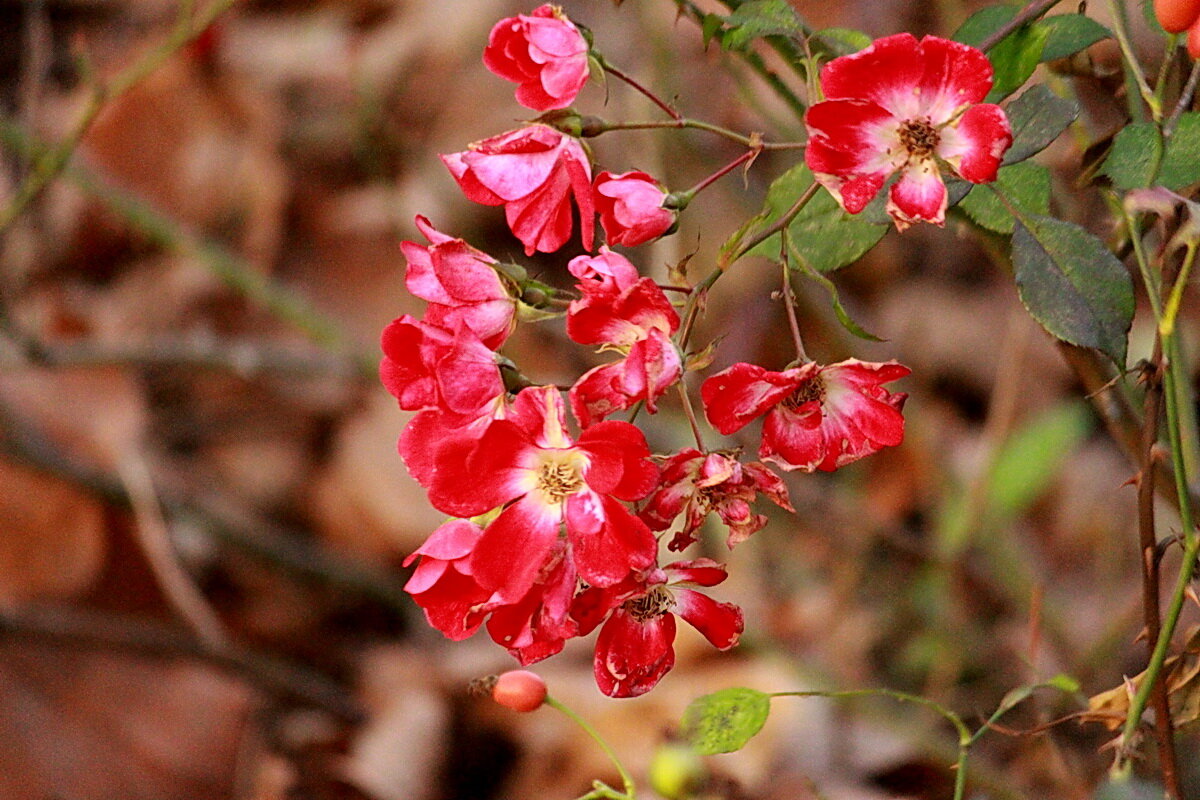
(0, 644, 254, 800)
(0, 459, 108, 604)
(1086, 627, 1200, 730)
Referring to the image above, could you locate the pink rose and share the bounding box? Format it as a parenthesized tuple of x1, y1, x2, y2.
(442, 124, 594, 256)
(483, 4, 590, 112)
(594, 170, 675, 247)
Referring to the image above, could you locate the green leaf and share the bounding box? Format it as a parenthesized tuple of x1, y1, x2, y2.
(682, 688, 771, 755)
(936, 401, 1089, 555)
(1038, 14, 1111, 61)
(988, 402, 1091, 518)
(786, 240, 883, 341)
(1160, 113, 1200, 190)
(958, 161, 1051, 234)
(1048, 673, 1081, 693)
(701, 13, 725, 48)
(953, 6, 1016, 49)
(985, 21, 1048, 102)
(1099, 122, 1163, 190)
(748, 164, 887, 272)
(811, 27, 871, 57)
(720, 0, 806, 50)
(1012, 214, 1134, 364)
(1003, 84, 1080, 165)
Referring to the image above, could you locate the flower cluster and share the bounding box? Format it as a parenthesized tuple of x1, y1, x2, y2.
(378, 8, 1011, 698)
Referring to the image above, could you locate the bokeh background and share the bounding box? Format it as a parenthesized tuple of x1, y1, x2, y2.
(1, 0, 1198, 798)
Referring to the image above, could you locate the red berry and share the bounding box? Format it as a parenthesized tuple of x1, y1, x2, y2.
(491, 670, 547, 712)
(1156, 0, 1200, 33)
(1189, 13, 1200, 58)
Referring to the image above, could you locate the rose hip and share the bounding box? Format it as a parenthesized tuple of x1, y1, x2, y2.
(492, 670, 548, 712)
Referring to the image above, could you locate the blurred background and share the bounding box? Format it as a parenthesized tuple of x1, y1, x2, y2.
(1, 0, 1198, 798)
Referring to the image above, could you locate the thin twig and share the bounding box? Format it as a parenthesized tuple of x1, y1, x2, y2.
(0, 335, 372, 381)
(0, 395, 416, 620)
(1165, 61, 1200, 137)
(119, 453, 231, 649)
(602, 61, 682, 120)
(0, 603, 362, 722)
(0, 117, 362, 357)
(979, 0, 1064, 52)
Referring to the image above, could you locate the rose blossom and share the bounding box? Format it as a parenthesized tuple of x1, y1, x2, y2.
(401, 216, 515, 350)
(640, 448, 793, 551)
(588, 559, 743, 698)
(565, 248, 682, 426)
(702, 359, 910, 473)
(425, 386, 659, 604)
(442, 124, 594, 256)
(483, 4, 590, 111)
(593, 170, 675, 247)
(403, 519, 492, 640)
(804, 33, 1012, 230)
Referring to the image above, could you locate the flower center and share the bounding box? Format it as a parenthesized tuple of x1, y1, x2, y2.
(782, 375, 825, 411)
(625, 585, 675, 622)
(898, 117, 940, 159)
(536, 458, 585, 504)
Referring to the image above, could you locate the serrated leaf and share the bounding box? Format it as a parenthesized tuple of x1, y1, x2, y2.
(959, 162, 1051, 234)
(1038, 14, 1111, 61)
(1012, 215, 1134, 364)
(953, 5, 1016, 49)
(681, 688, 771, 755)
(1160, 113, 1200, 190)
(1003, 84, 1080, 165)
(985, 21, 1047, 102)
(720, 0, 806, 50)
(1099, 122, 1163, 190)
(811, 27, 871, 57)
(748, 164, 887, 271)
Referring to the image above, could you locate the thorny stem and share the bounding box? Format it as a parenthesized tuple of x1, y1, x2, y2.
(679, 149, 759, 200)
(545, 695, 636, 799)
(727, 182, 820, 266)
(1116, 242, 1199, 787)
(779, 230, 808, 363)
(602, 60, 682, 120)
(1134, 341, 1181, 799)
(0, 0, 241, 235)
(583, 117, 805, 151)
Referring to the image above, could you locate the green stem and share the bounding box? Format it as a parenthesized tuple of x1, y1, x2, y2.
(1107, 0, 1161, 121)
(1117, 243, 1199, 776)
(0, 0, 241, 235)
(583, 117, 804, 150)
(546, 695, 636, 798)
